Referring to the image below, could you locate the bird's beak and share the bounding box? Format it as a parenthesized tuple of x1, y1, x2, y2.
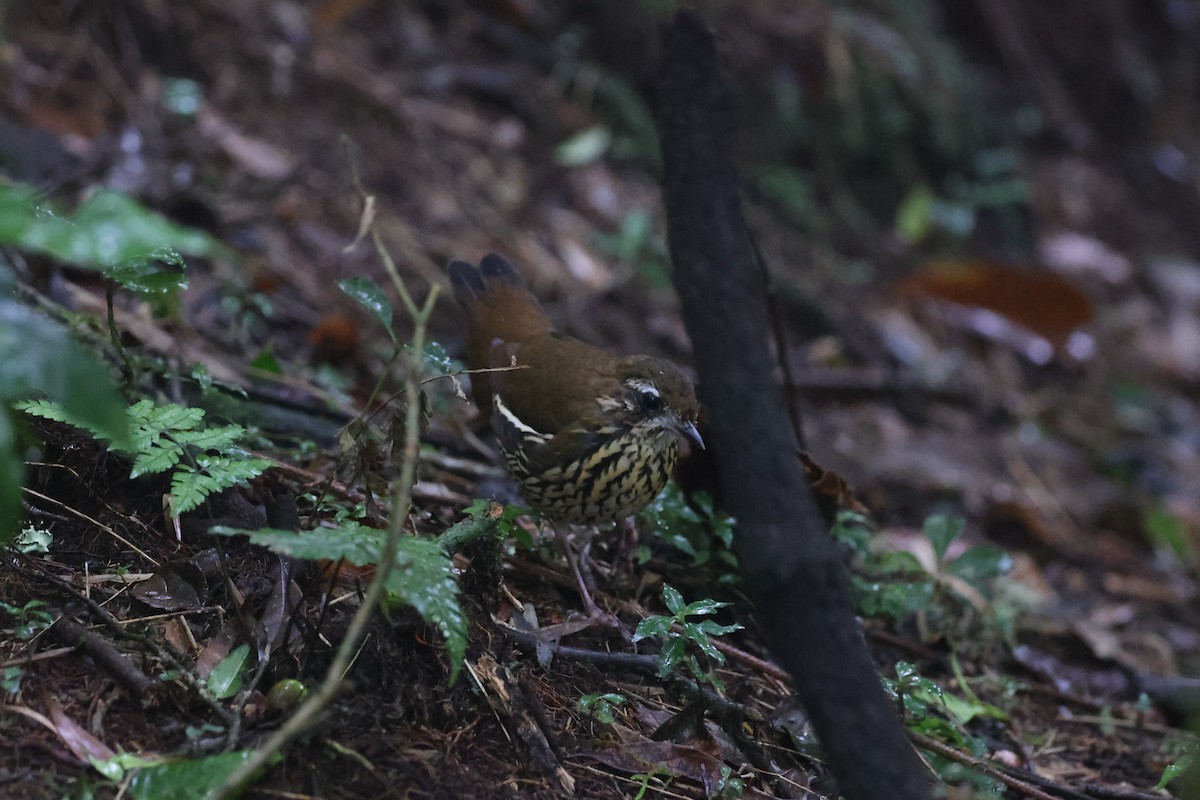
(677, 420, 704, 450)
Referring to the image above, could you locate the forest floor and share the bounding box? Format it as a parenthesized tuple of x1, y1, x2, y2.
(1, 2, 1198, 799)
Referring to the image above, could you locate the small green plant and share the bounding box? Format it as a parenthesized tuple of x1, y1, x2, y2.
(14, 525, 52, 554)
(630, 767, 673, 800)
(0, 599, 55, 641)
(639, 484, 738, 583)
(884, 661, 1008, 795)
(633, 584, 742, 693)
(1, 665, 25, 694)
(16, 398, 273, 517)
(833, 511, 1015, 645)
(578, 692, 626, 724)
(712, 765, 746, 799)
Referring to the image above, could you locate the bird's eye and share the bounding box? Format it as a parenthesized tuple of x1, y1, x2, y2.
(638, 389, 661, 412)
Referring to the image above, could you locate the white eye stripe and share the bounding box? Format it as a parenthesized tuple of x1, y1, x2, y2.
(623, 379, 659, 398)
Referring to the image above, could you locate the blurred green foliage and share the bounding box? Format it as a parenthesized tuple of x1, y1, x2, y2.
(0, 181, 224, 544)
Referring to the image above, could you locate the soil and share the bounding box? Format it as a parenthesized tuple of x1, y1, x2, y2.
(2, 2, 1198, 799)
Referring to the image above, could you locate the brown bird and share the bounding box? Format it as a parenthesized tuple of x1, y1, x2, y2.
(448, 253, 703, 614)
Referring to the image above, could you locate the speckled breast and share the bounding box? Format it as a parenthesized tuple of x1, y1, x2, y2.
(504, 433, 680, 525)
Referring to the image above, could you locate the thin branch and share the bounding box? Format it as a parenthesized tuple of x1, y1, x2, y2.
(213, 185, 440, 798)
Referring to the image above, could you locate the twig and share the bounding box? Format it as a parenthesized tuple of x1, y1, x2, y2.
(20, 487, 159, 566)
(213, 174, 440, 798)
(500, 624, 659, 672)
(19, 557, 236, 726)
(907, 730, 1068, 800)
(705, 637, 790, 684)
(49, 618, 156, 700)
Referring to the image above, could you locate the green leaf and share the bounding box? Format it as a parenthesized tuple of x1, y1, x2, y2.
(422, 341, 458, 375)
(384, 536, 468, 684)
(554, 125, 612, 167)
(924, 514, 965, 563)
(680, 598, 727, 617)
(15, 188, 224, 269)
(128, 749, 275, 800)
(207, 643, 250, 699)
(1157, 754, 1193, 790)
(104, 252, 188, 295)
(0, 184, 221, 275)
(168, 456, 269, 515)
(872, 550, 928, 575)
(657, 636, 686, 677)
(1145, 503, 1195, 564)
(831, 510, 873, 558)
(662, 584, 686, 617)
(946, 544, 1012, 584)
(631, 615, 673, 642)
(696, 619, 742, 637)
(579, 692, 625, 724)
(210, 523, 467, 684)
(3, 301, 131, 449)
(212, 523, 385, 564)
(931, 688, 1008, 725)
(0, 408, 22, 547)
(131, 441, 185, 477)
(682, 623, 725, 663)
(895, 184, 935, 243)
(172, 424, 247, 452)
(249, 348, 282, 374)
(89, 751, 161, 782)
(161, 77, 203, 117)
(338, 277, 394, 341)
(20, 397, 271, 517)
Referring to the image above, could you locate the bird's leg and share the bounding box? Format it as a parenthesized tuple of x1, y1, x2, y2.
(614, 516, 640, 567)
(554, 525, 622, 630)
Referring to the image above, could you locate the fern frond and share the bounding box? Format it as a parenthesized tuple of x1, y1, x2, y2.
(17, 397, 273, 516)
(169, 455, 272, 515)
(16, 398, 123, 445)
(171, 425, 246, 452)
(131, 441, 185, 477)
(209, 523, 467, 682)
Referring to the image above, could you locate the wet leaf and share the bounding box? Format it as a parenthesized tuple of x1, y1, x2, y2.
(662, 584, 686, 616)
(105, 252, 188, 295)
(132, 561, 210, 611)
(338, 276, 394, 341)
(632, 616, 673, 642)
(207, 643, 250, 699)
(0, 186, 223, 269)
(265, 679, 309, 714)
(128, 749, 274, 800)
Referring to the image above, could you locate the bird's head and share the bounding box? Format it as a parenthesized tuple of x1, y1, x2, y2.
(596, 355, 703, 450)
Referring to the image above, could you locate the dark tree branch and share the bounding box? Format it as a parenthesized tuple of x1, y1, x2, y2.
(656, 11, 930, 800)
